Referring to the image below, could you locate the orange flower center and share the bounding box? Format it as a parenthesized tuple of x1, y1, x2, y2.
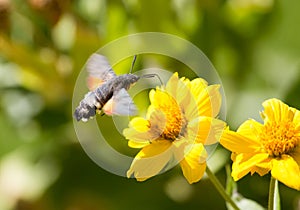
(260, 121, 300, 157)
(157, 94, 187, 141)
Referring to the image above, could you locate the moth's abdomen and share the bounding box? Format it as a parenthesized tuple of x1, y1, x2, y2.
(74, 103, 96, 122)
(74, 91, 98, 122)
(74, 85, 113, 122)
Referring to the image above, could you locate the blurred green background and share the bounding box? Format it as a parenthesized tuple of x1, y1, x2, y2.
(0, 0, 300, 210)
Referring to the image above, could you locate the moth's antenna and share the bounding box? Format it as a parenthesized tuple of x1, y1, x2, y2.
(142, 73, 163, 86)
(129, 55, 163, 85)
(129, 55, 137, 74)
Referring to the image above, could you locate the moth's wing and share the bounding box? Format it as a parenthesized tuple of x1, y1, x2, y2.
(102, 88, 137, 116)
(86, 53, 117, 79)
(87, 77, 104, 91)
(86, 53, 117, 90)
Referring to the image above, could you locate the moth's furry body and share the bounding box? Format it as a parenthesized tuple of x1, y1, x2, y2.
(74, 53, 140, 122)
(74, 74, 139, 121)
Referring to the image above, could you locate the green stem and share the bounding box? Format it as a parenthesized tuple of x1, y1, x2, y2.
(206, 166, 240, 210)
(268, 176, 277, 210)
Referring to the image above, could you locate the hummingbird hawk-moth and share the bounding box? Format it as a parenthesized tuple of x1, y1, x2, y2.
(74, 53, 141, 122)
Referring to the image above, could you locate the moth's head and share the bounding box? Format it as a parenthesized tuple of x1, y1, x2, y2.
(122, 74, 140, 89)
(128, 74, 140, 84)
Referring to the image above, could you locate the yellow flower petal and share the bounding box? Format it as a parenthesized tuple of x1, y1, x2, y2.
(220, 130, 262, 153)
(189, 78, 208, 97)
(293, 108, 300, 129)
(123, 117, 151, 143)
(176, 79, 192, 107)
(128, 140, 150, 148)
(271, 155, 300, 190)
(251, 166, 270, 176)
(148, 89, 156, 106)
(128, 117, 150, 132)
(255, 158, 272, 169)
(290, 146, 300, 166)
(123, 126, 150, 143)
(180, 90, 198, 122)
(231, 153, 270, 181)
(123, 128, 147, 142)
(127, 140, 172, 181)
(262, 98, 294, 123)
(166, 74, 193, 110)
(179, 143, 207, 184)
(150, 89, 169, 108)
(197, 85, 221, 118)
(165, 72, 179, 98)
(188, 117, 226, 145)
(166, 73, 192, 105)
(236, 119, 263, 144)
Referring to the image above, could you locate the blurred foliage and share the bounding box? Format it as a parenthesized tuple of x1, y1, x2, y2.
(1, 0, 300, 210)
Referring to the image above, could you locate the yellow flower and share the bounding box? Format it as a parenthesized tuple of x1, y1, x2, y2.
(220, 98, 300, 190)
(123, 73, 226, 184)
